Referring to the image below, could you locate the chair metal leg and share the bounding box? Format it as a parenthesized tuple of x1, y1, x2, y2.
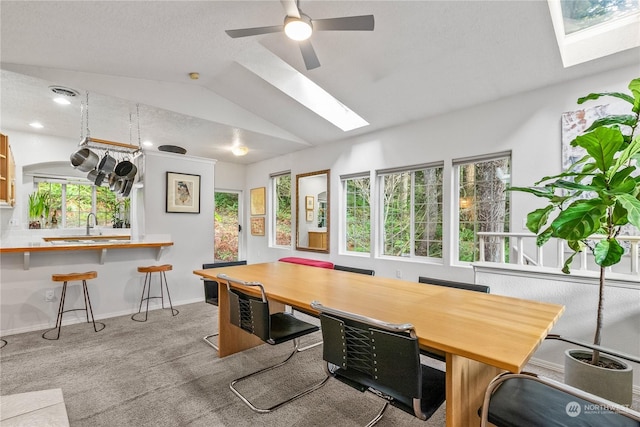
(81, 280, 105, 333)
(289, 306, 323, 352)
(203, 332, 219, 350)
(161, 271, 179, 316)
(132, 271, 178, 321)
(1, 339, 7, 348)
(42, 281, 67, 340)
(365, 401, 389, 427)
(132, 272, 151, 322)
(229, 339, 329, 413)
(43, 280, 105, 340)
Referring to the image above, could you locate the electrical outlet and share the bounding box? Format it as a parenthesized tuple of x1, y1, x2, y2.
(9, 218, 18, 226)
(395, 269, 402, 279)
(45, 290, 55, 302)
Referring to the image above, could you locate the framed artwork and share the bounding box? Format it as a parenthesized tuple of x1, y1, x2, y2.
(166, 172, 200, 213)
(305, 195, 314, 210)
(251, 217, 265, 236)
(250, 187, 266, 215)
(306, 210, 314, 222)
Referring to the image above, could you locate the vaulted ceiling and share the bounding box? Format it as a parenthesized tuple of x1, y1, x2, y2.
(1, 1, 638, 164)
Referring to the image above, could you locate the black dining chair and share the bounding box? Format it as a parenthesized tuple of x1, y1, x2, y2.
(218, 274, 329, 413)
(480, 372, 640, 426)
(418, 276, 489, 362)
(310, 300, 446, 425)
(201, 260, 247, 350)
(333, 265, 375, 276)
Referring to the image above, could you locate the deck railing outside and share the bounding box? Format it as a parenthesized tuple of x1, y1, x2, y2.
(477, 232, 640, 277)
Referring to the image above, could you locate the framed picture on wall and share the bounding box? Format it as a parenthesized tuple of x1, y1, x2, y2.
(250, 187, 266, 215)
(306, 210, 313, 222)
(166, 172, 200, 213)
(251, 217, 265, 236)
(305, 196, 314, 210)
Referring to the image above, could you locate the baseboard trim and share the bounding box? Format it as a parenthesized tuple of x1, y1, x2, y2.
(0, 297, 204, 336)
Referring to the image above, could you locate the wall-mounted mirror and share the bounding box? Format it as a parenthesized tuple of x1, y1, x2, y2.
(296, 169, 330, 253)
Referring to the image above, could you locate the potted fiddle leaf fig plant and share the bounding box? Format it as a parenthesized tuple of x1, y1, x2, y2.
(509, 77, 640, 405)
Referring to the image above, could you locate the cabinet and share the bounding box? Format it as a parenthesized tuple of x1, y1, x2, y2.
(0, 133, 16, 207)
(308, 231, 327, 250)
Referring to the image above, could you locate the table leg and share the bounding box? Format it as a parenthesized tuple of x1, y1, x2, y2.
(217, 281, 286, 357)
(446, 353, 502, 427)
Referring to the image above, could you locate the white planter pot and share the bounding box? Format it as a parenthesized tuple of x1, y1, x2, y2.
(564, 349, 633, 406)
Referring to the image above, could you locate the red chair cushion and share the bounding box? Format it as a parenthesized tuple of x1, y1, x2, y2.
(279, 257, 334, 269)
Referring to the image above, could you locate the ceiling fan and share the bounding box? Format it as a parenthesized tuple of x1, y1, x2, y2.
(225, 0, 374, 70)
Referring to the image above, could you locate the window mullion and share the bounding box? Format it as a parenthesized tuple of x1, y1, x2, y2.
(409, 171, 416, 258)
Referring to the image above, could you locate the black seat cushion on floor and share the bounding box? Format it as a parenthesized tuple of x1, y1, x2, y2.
(486, 376, 640, 427)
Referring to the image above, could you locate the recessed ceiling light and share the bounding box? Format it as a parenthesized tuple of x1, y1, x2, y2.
(231, 145, 249, 156)
(142, 140, 153, 147)
(29, 122, 44, 129)
(53, 97, 71, 105)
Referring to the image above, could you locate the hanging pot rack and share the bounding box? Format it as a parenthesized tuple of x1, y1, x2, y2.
(77, 91, 143, 158)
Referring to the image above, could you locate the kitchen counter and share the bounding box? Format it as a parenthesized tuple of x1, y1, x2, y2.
(0, 237, 173, 270)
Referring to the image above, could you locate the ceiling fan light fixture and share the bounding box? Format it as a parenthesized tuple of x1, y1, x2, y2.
(231, 145, 249, 156)
(284, 15, 312, 41)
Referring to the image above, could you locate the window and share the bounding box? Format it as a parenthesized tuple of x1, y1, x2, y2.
(455, 153, 511, 263)
(36, 179, 126, 229)
(548, 0, 640, 67)
(379, 163, 443, 259)
(271, 172, 292, 246)
(342, 174, 371, 253)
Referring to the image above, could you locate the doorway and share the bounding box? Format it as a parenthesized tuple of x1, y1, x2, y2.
(214, 191, 242, 261)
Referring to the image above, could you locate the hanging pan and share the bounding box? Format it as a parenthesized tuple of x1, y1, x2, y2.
(70, 148, 99, 172)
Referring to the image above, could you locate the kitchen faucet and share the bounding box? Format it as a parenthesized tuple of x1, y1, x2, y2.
(86, 213, 97, 236)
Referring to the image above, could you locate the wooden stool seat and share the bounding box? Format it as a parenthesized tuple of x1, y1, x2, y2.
(43, 271, 105, 340)
(137, 265, 172, 274)
(52, 271, 98, 282)
(132, 264, 178, 321)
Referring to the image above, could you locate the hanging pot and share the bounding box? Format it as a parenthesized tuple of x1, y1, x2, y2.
(114, 160, 137, 180)
(70, 148, 99, 172)
(87, 169, 106, 186)
(98, 152, 116, 174)
(108, 172, 120, 191)
(121, 178, 134, 197)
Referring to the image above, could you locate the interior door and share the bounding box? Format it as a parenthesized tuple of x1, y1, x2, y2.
(214, 191, 242, 261)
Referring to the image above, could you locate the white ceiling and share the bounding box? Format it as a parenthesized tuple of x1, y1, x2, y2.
(1, 0, 639, 165)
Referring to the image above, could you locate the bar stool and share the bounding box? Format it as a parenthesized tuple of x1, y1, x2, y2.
(42, 271, 106, 340)
(132, 264, 179, 322)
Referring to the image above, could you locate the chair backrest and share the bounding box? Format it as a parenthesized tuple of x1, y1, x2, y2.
(311, 300, 426, 418)
(202, 261, 247, 305)
(333, 265, 375, 276)
(418, 276, 490, 293)
(480, 372, 640, 426)
(218, 274, 270, 343)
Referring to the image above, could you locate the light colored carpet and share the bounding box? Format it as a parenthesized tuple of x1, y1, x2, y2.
(0, 302, 445, 426)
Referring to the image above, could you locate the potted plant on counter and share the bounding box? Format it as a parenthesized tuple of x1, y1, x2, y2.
(509, 77, 640, 405)
(28, 191, 51, 229)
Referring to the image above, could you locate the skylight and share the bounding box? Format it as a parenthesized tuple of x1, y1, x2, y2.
(548, 0, 640, 67)
(236, 45, 369, 132)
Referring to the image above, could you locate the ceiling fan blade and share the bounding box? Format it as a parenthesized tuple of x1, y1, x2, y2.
(299, 39, 320, 70)
(312, 15, 375, 32)
(225, 25, 283, 38)
(280, 0, 300, 18)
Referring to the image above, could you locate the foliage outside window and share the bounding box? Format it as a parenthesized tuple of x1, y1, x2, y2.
(343, 176, 370, 253)
(214, 191, 240, 262)
(36, 180, 128, 229)
(457, 155, 510, 263)
(380, 165, 443, 259)
(560, 0, 639, 34)
(272, 173, 291, 246)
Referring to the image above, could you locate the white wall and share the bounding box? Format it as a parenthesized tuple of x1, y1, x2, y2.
(243, 65, 638, 281)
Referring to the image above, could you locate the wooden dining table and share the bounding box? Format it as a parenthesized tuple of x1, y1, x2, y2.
(193, 261, 564, 427)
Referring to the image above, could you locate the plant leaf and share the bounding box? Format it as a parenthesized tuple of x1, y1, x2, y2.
(551, 199, 606, 241)
(562, 251, 579, 274)
(526, 206, 553, 233)
(629, 78, 640, 113)
(577, 91, 634, 106)
(536, 227, 553, 246)
(617, 193, 640, 230)
(508, 186, 556, 200)
(571, 127, 624, 173)
(611, 134, 640, 175)
(583, 115, 637, 132)
(593, 238, 624, 267)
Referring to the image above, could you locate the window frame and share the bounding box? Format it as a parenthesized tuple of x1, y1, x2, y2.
(453, 151, 511, 265)
(376, 162, 444, 262)
(269, 171, 292, 249)
(340, 172, 372, 256)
